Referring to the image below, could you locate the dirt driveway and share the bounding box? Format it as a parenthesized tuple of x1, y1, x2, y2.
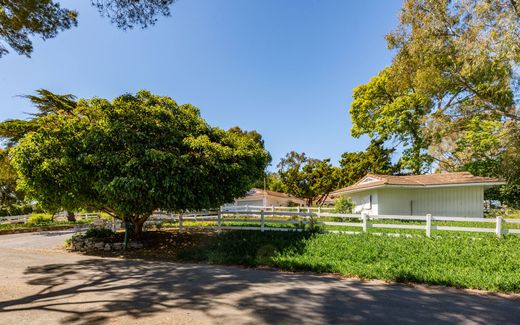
(0, 230, 519, 325)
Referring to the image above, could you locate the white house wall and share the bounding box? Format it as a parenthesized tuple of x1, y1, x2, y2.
(350, 192, 378, 215)
(235, 196, 302, 207)
(375, 186, 484, 217)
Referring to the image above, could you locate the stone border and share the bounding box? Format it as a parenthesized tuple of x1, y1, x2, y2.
(69, 234, 143, 251)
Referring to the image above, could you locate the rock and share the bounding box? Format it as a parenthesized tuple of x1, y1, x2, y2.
(129, 242, 143, 249)
(112, 243, 123, 250)
(94, 242, 105, 250)
(104, 243, 111, 251)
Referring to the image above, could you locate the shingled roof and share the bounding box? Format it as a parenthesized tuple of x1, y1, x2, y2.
(331, 172, 505, 196)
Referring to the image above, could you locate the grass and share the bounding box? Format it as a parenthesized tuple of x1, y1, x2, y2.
(118, 229, 520, 294)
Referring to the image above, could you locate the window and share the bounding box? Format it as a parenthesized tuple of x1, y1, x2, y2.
(360, 177, 378, 184)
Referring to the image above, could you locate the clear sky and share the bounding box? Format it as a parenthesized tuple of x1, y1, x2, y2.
(0, 0, 402, 169)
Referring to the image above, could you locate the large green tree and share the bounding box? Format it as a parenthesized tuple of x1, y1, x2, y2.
(385, 0, 519, 169)
(0, 0, 175, 58)
(350, 0, 519, 185)
(9, 90, 270, 237)
(350, 68, 432, 174)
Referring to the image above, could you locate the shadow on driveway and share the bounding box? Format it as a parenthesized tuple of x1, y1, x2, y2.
(0, 258, 519, 324)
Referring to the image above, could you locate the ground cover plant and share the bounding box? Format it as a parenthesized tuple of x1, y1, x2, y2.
(109, 229, 520, 293)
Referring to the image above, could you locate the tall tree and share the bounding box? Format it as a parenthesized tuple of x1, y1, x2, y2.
(0, 89, 77, 147)
(0, 0, 175, 58)
(9, 90, 270, 237)
(350, 68, 432, 174)
(386, 0, 519, 168)
(0, 149, 22, 207)
(350, 0, 519, 176)
(277, 152, 338, 206)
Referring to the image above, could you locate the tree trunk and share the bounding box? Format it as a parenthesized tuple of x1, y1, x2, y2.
(129, 216, 148, 239)
(66, 210, 76, 222)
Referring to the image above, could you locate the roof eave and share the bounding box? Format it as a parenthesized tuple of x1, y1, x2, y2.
(331, 181, 506, 196)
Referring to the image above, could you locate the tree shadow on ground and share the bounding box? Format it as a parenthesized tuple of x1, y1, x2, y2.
(0, 257, 519, 324)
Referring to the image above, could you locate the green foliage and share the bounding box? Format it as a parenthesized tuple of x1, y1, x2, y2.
(252, 172, 284, 193)
(85, 228, 116, 239)
(0, 0, 77, 57)
(333, 196, 353, 214)
(349, 0, 519, 204)
(350, 68, 432, 174)
(277, 151, 338, 206)
(26, 213, 53, 225)
(176, 231, 520, 293)
(337, 139, 396, 187)
(9, 90, 270, 238)
(0, 0, 174, 58)
(0, 149, 30, 215)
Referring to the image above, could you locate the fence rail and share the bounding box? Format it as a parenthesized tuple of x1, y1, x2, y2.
(148, 207, 520, 238)
(0, 213, 101, 225)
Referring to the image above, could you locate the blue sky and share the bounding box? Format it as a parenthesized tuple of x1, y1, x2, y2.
(0, 0, 402, 169)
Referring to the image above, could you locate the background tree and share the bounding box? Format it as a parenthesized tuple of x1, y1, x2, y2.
(277, 152, 338, 206)
(0, 149, 30, 216)
(349, 0, 519, 204)
(0, 90, 77, 147)
(10, 90, 270, 238)
(336, 139, 396, 188)
(0, 0, 175, 58)
(252, 171, 284, 193)
(350, 67, 433, 174)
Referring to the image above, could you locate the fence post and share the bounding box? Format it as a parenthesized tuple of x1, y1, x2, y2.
(297, 206, 301, 213)
(261, 210, 265, 232)
(362, 212, 368, 233)
(318, 206, 321, 217)
(179, 215, 184, 233)
(496, 216, 503, 238)
(426, 214, 432, 238)
(217, 211, 222, 232)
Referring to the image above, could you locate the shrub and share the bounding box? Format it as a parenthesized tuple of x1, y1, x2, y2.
(334, 196, 353, 213)
(85, 228, 115, 239)
(26, 214, 53, 225)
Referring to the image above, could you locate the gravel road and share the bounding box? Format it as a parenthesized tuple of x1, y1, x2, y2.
(0, 230, 519, 325)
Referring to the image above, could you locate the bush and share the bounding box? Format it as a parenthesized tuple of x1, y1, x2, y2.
(85, 228, 115, 239)
(26, 214, 53, 225)
(0, 203, 34, 217)
(334, 196, 353, 213)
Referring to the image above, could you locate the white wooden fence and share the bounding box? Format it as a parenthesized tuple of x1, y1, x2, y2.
(149, 207, 520, 238)
(0, 213, 101, 225)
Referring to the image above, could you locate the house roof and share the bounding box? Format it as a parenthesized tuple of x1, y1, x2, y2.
(331, 172, 505, 196)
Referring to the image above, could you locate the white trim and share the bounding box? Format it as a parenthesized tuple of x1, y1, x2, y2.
(332, 182, 505, 196)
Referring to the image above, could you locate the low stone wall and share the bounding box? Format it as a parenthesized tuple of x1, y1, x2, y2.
(69, 235, 143, 251)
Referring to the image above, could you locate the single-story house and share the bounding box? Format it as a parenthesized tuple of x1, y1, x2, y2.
(229, 188, 305, 207)
(330, 172, 505, 217)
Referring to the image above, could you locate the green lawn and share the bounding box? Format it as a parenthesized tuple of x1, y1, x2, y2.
(165, 230, 520, 293)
